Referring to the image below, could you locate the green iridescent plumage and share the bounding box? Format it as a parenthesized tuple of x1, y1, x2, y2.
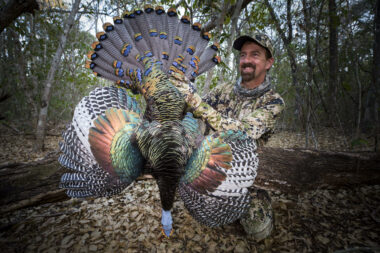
(89, 108, 144, 184)
(109, 110, 144, 183)
(60, 6, 257, 239)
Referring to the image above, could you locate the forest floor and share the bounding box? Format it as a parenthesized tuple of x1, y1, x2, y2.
(0, 125, 379, 253)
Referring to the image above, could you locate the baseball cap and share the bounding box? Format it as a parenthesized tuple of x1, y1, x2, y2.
(233, 33, 274, 58)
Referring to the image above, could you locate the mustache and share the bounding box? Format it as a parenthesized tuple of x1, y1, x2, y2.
(241, 63, 256, 69)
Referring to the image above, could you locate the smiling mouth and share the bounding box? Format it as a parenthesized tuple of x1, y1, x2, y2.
(241, 64, 255, 72)
(243, 67, 254, 71)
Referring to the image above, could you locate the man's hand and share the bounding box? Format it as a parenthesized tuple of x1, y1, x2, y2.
(169, 73, 202, 110)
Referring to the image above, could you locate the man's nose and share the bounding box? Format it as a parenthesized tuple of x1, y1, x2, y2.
(241, 56, 251, 63)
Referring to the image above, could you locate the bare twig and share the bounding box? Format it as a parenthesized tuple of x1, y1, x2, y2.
(0, 122, 22, 134)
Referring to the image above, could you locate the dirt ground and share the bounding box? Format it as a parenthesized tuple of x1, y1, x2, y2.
(0, 126, 379, 253)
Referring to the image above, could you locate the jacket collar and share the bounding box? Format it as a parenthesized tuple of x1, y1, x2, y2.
(233, 74, 272, 99)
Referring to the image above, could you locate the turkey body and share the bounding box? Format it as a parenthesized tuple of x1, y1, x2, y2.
(59, 5, 259, 238)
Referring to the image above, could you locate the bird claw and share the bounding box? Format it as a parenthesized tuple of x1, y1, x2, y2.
(161, 226, 173, 238)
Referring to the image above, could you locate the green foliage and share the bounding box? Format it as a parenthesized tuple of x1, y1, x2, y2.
(0, 6, 102, 129)
(351, 138, 369, 148)
(341, 81, 352, 92)
(0, 0, 377, 142)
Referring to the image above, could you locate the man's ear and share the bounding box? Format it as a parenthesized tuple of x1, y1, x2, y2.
(266, 57, 275, 70)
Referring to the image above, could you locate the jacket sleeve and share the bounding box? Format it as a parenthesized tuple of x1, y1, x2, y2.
(193, 90, 285, 140)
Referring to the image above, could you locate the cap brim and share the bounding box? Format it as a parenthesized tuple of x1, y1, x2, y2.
(233, 35, 256, 51)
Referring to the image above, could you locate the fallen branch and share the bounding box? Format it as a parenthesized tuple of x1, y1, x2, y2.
(371, 206, 380, 223)
(333, 247, 380, 253)
(0, 189, 69, 215)
(0, 161, 24, 169)
(256, 147, 380, 193)
(0, 149, 60, 170)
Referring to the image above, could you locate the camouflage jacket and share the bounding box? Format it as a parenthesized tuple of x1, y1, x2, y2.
(193, 76, 285, 142)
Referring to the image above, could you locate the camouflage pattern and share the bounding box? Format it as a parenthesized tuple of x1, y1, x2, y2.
(169, 72, 202, 108)
(233, 33, 274, 57)
(191, 77, 283, 240)
(240, 189, 273, 241)
(171, 73, 284, 240)
(193, 78, 285, 144)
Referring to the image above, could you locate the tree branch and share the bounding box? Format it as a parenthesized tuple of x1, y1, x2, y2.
(0, 0, 39, 33)
(202, 0, 252, 32)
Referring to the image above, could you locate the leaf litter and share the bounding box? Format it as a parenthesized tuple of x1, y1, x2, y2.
(0, 181, 379, 252)
(0, 127, 379, 252)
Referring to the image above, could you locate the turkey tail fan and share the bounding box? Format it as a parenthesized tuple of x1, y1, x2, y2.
(85, 5, 220, 90)
(179, 130, 259, 227)
(59, 86, 145, 198)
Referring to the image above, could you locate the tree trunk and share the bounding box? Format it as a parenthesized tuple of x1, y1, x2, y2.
(354, 60, 362, 138)
(34, 0, 81, 151)
(362, 0, 380, 152)
(202, 68, 214, 96)
(264, 0, 302, 125)
(313, 0, 329, 115)
(9, 28, 38, 126)
(328, 0, 339, 113)
(0, 0, 39, 33)
(227, 0, 243, 54)
(302, 0, 315, 148)
(373, 0, 380, 152)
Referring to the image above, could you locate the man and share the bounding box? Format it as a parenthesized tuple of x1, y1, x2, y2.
(174, 33, 285, 240)
(177, 33, 284, 143)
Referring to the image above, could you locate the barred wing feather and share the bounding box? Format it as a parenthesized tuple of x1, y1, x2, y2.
(179, 130, 258, 227)
(59, 86, 145, 198)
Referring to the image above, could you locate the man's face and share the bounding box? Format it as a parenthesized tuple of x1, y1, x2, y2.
(239, 41, 274, 85)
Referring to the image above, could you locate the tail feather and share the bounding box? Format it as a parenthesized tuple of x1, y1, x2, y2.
(184, 23, 202, 55)
(165, 8, 179, 60)
(100, 25, 124, 55)
(142, 5, 164, 59)
(167, 15, 189, 67)
(154, 6, 170, 64)
(86, 6, 220, 86)
(96, 32, 124, 63)
(114, 16, 142, 68)
(198, 44, 220, 75)
(134, 8, 156, 53)
(86, 61, 122, 83)
(129, 10, 152, 53)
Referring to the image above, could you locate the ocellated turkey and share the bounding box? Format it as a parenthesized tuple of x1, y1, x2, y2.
(59, 5, 259, 238)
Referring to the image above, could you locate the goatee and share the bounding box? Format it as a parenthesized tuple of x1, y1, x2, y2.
(240, 63, 256, 82)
